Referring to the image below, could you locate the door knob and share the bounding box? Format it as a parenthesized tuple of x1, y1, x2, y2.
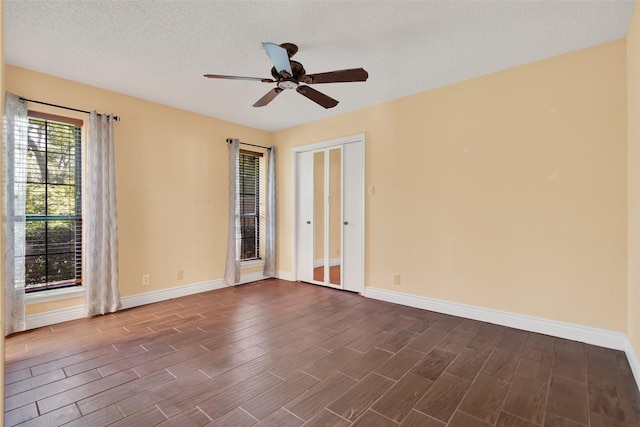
(343, 221, 349, 225)
(307, 221, 311, 224)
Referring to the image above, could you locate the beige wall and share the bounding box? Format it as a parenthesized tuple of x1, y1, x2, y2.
(628, 2, 640, 362)
(275, 40, 628, 332)
(5, 65, 272, 314)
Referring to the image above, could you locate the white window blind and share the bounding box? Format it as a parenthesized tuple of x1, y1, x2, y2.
(238, 149, 262, 261)
(25, 112, 83, 292)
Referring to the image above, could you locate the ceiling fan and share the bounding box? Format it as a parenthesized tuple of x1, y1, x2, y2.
(204, 42, 368, 109)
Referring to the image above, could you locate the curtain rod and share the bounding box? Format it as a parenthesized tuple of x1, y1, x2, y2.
(226, 138, 271, 151)
(18, 97, 121, 122)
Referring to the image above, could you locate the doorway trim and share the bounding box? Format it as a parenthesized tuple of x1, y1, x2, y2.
(291, 133, 366, 293)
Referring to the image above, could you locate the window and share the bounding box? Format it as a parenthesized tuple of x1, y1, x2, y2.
(238, 150, 263, 261)
(25, 112, 83, 292)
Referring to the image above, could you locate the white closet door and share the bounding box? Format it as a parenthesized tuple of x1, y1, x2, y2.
(297, 150, 315, 283)
(342, 141, 364, 292)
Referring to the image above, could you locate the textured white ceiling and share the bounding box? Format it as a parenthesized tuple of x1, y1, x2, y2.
(3, 1, 636, 132)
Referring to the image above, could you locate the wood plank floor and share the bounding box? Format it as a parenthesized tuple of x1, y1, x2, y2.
(4, 279, 640, 426)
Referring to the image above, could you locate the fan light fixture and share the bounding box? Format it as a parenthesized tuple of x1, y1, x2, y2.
(278, 80, 299, 90)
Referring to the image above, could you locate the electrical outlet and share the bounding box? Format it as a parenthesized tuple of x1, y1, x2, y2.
(393, 274, 400, 285)
(177, 270, 183, 280)
(142, 274, 150, 286)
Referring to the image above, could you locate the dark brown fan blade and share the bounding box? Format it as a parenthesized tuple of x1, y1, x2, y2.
(296, 86, 339, 109)
(303, 68, 368, 84)
(253, 88, 283, 107)
(204, 74, 274, 83)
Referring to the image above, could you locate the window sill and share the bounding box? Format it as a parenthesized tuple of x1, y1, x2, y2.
(241, 259, 265, 269)
(26, 286, 84, 305)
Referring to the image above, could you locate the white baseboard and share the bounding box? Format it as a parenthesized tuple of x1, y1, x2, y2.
(623, 336, 640, 392)
(26, 305, 86, 330)
(237, 272, 272, 286)
(364, 286, 640, 391)
(276, 270, 296, 281)
(25, 272, 273, 330)
(120, 279, 226, 310)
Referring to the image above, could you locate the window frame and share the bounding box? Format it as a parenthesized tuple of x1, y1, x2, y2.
(238, 149, 263, 262)
(24, 111, 84, 294)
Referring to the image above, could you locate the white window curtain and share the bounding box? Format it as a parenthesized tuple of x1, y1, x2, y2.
(263, 146, 277, 277)
(84, 111, 121, 316)
(224, 138, 240, 286)
(3, 92, 28, 335)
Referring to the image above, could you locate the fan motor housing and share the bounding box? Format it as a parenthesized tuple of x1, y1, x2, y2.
(271, 60, 306, 81)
